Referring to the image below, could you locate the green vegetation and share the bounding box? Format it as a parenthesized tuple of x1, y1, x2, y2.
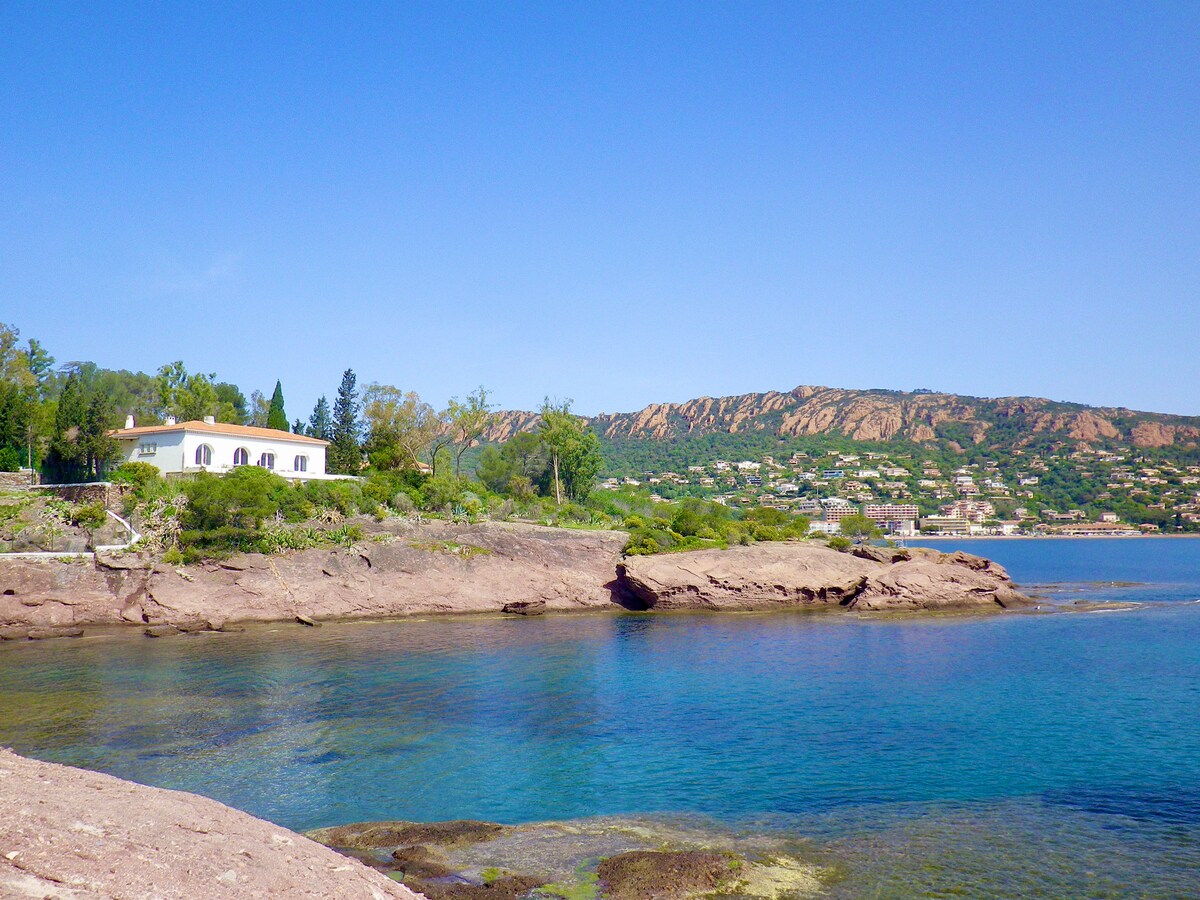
(622, 497, 810, 555)
(1, 316, 1197, 564)
(266, 380, 288, 431)
(839, 514, 881, 544)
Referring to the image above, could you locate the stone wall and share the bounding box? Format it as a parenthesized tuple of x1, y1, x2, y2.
(38, 483, 132, 513)
(0, 471, 36, 491)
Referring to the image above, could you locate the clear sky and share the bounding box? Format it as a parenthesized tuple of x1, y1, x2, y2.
(2, 1, 1198, 419)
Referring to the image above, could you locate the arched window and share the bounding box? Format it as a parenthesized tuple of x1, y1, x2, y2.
(258, 452, 275, 469)
(195, 444, 212, 466)
(233, 447, 249, 466)
(294, 455, 307, 472)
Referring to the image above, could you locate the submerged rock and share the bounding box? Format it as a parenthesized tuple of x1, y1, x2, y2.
(598, 850, 736, 899)
(390, 844, 456, 878)
(27, 626, 84, 640)
(310, 815, 826, 898)
(500, 600, 545, 616)
(310, 819, 510, 851)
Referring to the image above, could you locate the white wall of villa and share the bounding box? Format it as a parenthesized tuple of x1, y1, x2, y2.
(111, 419, 350, 481)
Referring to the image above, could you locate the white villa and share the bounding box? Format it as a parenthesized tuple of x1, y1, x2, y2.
(109, 416, 352, 481)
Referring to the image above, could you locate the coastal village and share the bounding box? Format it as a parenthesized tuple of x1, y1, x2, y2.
(598, 444, 1200, 537)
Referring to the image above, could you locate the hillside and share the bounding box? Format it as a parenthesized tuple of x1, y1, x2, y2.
(487, 385, 1200, 451)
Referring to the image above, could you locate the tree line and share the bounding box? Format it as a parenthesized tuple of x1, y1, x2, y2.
(0, 322, 602, 505)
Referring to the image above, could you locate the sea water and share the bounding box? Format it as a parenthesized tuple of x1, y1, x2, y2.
(1, 538, 1198, 896)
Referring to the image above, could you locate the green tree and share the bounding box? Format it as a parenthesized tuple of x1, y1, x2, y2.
(156, 361, 221, 422)
(214, 382, 248, 424)
(362, 384, 448, 475)
(292, 417, 305, 434)
(839, 514, 882, 545)
(248, 389, 269, 427)
(307, 395, 333, 440)
(43, 373, 89, 482)
(539, 399, 603, 504)
(328, 369, 362, 474)
(266, 380, 287, 431)
(477, 431, 549, 495)
(446, 386, 493, 477)
(25, 338, 54, 399)
(82, 393, 119, 479)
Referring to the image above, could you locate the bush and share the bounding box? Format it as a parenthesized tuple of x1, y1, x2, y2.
(111, 460, 159, 487)
(179, 467, 292, 555)
(420, 475, 467, 511)
(68, 501, 108, 531)
(827, 535, 852, 551)
(0, 446, 23, 472)
(624, 526, 674, 555)
(301, 479, 362, 516)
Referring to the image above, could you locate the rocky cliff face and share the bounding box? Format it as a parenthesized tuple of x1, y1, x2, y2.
(485, 385, 1200, 449)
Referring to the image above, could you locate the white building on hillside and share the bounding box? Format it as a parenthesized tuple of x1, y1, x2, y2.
(109, 416, 350, 481)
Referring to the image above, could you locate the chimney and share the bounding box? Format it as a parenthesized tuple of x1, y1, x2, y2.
(124, 415, 135, 429)
(165, 416, 177, 426)
(203, 416, 216, 425)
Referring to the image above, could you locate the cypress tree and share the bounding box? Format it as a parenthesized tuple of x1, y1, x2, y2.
(328, 369, 361, 474)
(266, 380, 287, 431)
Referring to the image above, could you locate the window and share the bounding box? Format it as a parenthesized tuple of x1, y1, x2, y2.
(294, 455, 307, 472)
(137, 442, 157, 456)
(195, 444, 212, 466)
(258, 452, 275, 469)
(233, 447, 249, 466)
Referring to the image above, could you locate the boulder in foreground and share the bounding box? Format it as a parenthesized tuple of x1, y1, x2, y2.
(0, 748, 422, 899)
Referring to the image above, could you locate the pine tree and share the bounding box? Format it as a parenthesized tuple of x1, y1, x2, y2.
(307, 395, 332, 440)
(266, 380, 287, 431)
(292, 417, 305, 435)
(328, 369, 361, 474)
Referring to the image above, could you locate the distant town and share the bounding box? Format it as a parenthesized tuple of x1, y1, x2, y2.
(597, 444, 1200, 537)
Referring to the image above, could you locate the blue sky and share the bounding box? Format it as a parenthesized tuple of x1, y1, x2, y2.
(2, 2, 1198, 418)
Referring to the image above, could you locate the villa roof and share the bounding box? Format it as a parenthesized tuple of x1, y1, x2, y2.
(108, 420, 329, 446)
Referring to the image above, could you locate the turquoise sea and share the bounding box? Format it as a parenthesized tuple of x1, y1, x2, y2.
(2, 537, 1199, 896)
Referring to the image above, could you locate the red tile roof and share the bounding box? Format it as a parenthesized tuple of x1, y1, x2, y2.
(108, 420, 328, 445)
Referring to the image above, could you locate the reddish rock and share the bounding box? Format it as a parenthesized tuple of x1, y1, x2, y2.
(0, 748, 423, 899)
(619, 542, 1030, 612)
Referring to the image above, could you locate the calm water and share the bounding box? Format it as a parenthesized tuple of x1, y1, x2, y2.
(2, 538, 1199, 896)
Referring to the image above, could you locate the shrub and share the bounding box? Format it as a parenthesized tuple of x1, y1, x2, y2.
(179, 467, 290, 555)
(827, 535, 852, 551)
(68, 501, 108, 531)
(420, 475, 467, 511)
(301, 479, 362, 516)
(0, 446, 23, 472)
(623, 526, 680, 555)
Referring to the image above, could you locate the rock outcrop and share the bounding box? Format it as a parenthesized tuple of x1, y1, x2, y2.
(0, 522, 1030, 632)
(0, 521, 628, 631)
(0, 748, 422, 899)
(618, 543, 1029, 612)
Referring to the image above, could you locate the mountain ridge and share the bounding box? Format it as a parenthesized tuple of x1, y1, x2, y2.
(484, 385, 1200, 450)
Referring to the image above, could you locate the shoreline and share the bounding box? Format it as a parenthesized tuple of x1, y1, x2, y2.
(909, 533, 1200, 540)
(0, 526, 1032, 640)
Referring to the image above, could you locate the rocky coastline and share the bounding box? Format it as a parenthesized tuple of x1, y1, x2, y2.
(0, 521, 1030, 639)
